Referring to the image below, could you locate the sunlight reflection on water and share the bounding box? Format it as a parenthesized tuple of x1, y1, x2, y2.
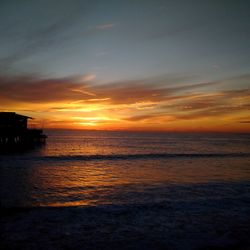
(1, 131, 250, 207)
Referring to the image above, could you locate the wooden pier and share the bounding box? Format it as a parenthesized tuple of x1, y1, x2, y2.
(0, 112, 47, 152)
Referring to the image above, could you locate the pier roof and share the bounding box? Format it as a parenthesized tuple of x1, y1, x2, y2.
(0, 112, 33, 119)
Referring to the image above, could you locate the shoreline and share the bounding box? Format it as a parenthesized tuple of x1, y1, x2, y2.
(2, 198, 250, 250)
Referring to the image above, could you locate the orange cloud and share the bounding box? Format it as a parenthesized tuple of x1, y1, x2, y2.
(95, 23, 115, 30)
(1, 74, 250, 132)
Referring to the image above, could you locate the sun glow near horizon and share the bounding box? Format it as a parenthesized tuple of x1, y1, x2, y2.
(2, 75, 249, 133)
(0, 0, 249, 132)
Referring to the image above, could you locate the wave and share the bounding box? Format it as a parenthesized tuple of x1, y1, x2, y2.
(29, 152, 250, 161)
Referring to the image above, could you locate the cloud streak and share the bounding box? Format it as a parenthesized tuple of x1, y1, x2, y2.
(0, 75, 95, 103)
(95, 23, 116, 30)
(0, 1, 101, 71)
(1, 73, 249, 131)
(0, 74, 222, 104)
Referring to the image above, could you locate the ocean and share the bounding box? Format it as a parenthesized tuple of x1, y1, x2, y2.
(1, 130, 250, 249)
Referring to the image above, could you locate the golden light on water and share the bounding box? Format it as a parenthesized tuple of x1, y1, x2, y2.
(26, 156, 250, 207)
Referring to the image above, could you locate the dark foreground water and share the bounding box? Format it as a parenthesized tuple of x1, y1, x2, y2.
(1, 131, 250, 249)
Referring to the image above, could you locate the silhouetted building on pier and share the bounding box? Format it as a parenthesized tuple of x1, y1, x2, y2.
(0, 112, 47, 152)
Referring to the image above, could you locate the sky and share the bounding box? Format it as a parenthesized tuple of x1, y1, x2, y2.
(0, 0, 249, 132)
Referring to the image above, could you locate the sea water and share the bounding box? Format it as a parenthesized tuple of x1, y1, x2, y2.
(1, 130, 250, 207)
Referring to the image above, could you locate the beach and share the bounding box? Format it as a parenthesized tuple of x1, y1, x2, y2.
(2, 189, 250, 250)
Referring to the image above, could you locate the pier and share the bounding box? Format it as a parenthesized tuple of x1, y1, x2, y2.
(0, 112, 47, 152)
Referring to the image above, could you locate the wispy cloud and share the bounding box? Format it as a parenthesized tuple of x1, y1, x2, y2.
(0, 75, 95, 103)
(1, 73, 249, 131)
(0, 74, 219, 104)
(95, 23, 116, 30)
(239, 121, 250, 123)
(0, 2, 90, 71)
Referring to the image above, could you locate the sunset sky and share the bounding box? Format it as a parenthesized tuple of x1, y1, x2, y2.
(0, 0, 249, 132)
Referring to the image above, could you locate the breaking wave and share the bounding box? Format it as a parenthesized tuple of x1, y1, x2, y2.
(27, 152, 250, 161)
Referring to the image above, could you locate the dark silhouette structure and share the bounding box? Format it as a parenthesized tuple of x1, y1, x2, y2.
(0, 112, 47, 152)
